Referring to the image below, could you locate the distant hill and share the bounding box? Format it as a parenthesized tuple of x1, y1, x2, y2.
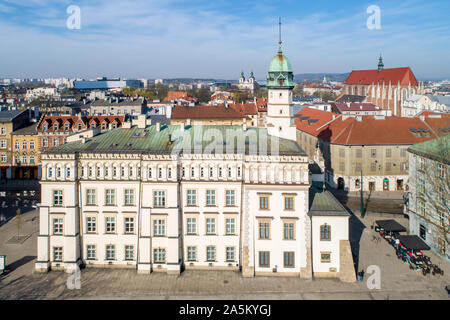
(294, 73, 350, 83)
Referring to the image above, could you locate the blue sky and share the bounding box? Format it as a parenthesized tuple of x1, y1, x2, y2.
(0, 0, 449, 80)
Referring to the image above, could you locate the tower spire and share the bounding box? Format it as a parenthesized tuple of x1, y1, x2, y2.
(378, 53, 384, 72)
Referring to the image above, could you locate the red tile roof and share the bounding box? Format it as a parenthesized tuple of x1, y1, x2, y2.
(37, 115, 125, 132)
(295, 107, 449, 145)
(345, 67, 418, 86)
(164, 91, 192, 101)
(172, 104, 250, 120)
(230, 103, 257, 115)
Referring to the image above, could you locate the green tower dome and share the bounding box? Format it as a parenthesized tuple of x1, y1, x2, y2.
(267, 48, 295, 89)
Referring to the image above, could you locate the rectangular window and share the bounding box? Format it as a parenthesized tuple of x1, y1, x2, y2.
(283, 222, 295, 240)
(339, 148, 345, 157)
(321, 252, 331, 263)
(259, 221, 270, 239)
(355, 162, 362, 172)
(106, 245, 115, 260)
(125, 245, 134, 260)
(86, 189, 96, 205)
(417, 200, 426, 216)
(187, 217, 197, 235)
(105, 217, 116, 234)
(401, 148, 407, 157)
(206, 246, 216, 261)
(53, 247, 63, 262)
(419, 224, 426, 241)
(124, 217, 134, 234)
(339, 162, 345, 171)
(86, 217, 96, 233)
(284, 252, 294, 268)
(284, 196, 294, 210)
(370, 163, 376, 171)
(153, 219, 166, 236)
(386, 162, 391, 171)
(86, 245, 96, 260)
(320, 224, 331, 241)
(53, 190, 63, 206)
(187, 247, 196, 261)
(225, 218, 236, 235)
(226, 247, 235, 261)
(259, 251, 270, 267)
(105, 189, 115, 205)
(371, 149, 377, 158)
(124, 189, 135, 206)
(259, 196, 269, 210)
(187, 189, 197, 206)
(356, 149, 362, 158)
(225, 190, 236, 206)
(386, 149, 392, 158)
(53, 218, 63, 235)
(153, 191, 166, 208)
(153, 248, 166, 263)
(206, 218, 216, 235)
(206, 190, 216, 206)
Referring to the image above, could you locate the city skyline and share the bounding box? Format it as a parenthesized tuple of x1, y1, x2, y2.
(0, 0, 449, 80)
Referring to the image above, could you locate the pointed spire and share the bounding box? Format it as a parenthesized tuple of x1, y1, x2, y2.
(378, 54, 384, 72)
(278, 17, 283, 55)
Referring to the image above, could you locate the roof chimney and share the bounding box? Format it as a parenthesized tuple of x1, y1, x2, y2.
(180, 122, 185, 132)
(168, 134, 173, 145)
(156, 122, 161, 132)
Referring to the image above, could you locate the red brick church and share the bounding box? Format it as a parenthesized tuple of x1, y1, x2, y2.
(343, 56, 424, 116)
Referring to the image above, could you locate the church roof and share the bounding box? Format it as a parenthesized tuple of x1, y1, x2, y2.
(345, 67, 418, 86)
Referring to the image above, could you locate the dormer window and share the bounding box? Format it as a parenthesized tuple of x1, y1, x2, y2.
(78, 123, 82, 131)
(43, 124, 48, 131)
(53, 124, 58, 130)
(64, 123, 69, 131)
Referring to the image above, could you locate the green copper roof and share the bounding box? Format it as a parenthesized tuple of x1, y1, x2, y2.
(266, 48, 295, 89)
(408, 134, 449, 164)
(309, 190, 350, 217)
(45, 124, 307, 157)
(269, 50, 293, 73)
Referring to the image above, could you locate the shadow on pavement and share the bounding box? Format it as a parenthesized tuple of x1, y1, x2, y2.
(6, 255, 36, 272)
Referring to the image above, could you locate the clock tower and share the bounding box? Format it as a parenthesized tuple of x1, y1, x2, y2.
(266, 20, 296, 141)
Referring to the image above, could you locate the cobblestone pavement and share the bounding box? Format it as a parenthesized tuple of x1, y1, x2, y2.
(0, 209, 449, 300)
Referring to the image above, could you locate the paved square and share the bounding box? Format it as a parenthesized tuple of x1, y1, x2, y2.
(0, 209, 449, 300)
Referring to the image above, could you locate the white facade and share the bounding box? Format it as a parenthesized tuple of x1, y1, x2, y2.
(402, 94, 449, 117)
(35, 139, 316, 277)
(266, 89, 297, 142)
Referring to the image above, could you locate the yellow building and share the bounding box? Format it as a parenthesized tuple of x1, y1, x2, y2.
(0, 109, 29, 179)
(11, 122, 40, 179)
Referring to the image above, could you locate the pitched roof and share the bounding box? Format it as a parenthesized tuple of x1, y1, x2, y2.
(44, 125, 307, 157)
(295, 107, 450, 145)
(37, 115, 125, 132)
(309, 190, 350, 217)
(0, 109, 27, 122)
(171, 104, 250, 120)
(11, 122, 38, 135)
(408, 134, 449, 164)
(345, 67, 418, 86)
(335, 102, 379, 112)
(335, 94, 367, 103)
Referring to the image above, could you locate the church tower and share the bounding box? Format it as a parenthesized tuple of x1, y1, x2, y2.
(266, 18, 296, 141)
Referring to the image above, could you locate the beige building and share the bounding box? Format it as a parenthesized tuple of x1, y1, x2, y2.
(295, 108, 450, 192)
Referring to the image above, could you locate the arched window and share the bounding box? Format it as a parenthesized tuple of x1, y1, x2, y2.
(355, 179, 360, 188)
(320, 224, 331, 241)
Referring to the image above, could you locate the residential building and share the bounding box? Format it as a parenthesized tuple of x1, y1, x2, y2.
(36, 115, 125, 152)
(11, 122, 40, 179)
(89, 97, 146, 115)
(402, 94, 450, 117)
(406, 134, 449, 262)
(0, 109, 30, 179)
(333, 102, 392, 117)
(295, 108, 450, 192)
(171, 104, 251, 127)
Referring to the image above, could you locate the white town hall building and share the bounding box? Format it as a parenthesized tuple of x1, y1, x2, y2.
(35, 40, 355, 282)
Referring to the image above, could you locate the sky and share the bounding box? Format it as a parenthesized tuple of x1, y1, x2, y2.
(0, 0, 449, 80)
